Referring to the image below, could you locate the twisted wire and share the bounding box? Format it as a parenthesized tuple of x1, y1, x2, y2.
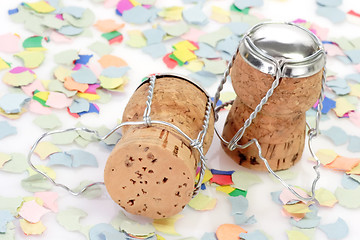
(143, 75, 156, 126)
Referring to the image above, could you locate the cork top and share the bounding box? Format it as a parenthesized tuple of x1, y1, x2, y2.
(240, 22, 326, 78)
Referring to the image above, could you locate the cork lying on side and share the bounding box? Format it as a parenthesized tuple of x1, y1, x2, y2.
(104, 76, 214, 219)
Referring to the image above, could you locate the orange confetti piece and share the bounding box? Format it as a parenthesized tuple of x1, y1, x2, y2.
(98, 55, 128, 68)
(216, 224, 247, 240)
(325, 156, 360, 171)
(94, 19, 125, 33)
(64, 77, 88, 93)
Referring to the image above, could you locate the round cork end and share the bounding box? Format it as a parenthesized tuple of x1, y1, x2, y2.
(104, 127, 197, 219)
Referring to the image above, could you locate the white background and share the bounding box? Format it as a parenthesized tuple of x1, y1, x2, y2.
(0, 0, 360, 239)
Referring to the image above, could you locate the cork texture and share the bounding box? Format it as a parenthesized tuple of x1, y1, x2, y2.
(104, 76, 214, 219)
(222, 55, 322, 171)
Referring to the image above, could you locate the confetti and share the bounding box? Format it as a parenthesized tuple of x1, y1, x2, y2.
(47, 152, 72, 167)
(316, 6, 346, 24)
(240, 230, 269, 240)
(319, 218, 349, 240)
(0, 210, 14, 233)
(1, 153, 28, 173)
(183, 5, 208, 25)
(18, 200, 50, 223)
(34, 141, 61, 160)
(122, 6, 152, 24)
(162, 21, 189, 37)
(89, 41, 114, 57)
(54, 50, 79, 65)
(0, 33, 21, 53)
(234, 0, 264, 9)
(34, 192, 58, 212)
(231, 170, 262, 190)
(325, 156, 360, 171)
(315, 188, 338, 207)
(341, 173, 359, 189)
(21, 174, 53, 192)
(188, 192, 217, 211)
(153, 215, 183, 235)
(234, 214, 257, 225)
(0, 121, 17, 140)
(198, 27, 232, 48)
(33, 114, 62, 130)
(286, 229, 310, 240)
(335, 186, 360, 208)
(216, 224, 247, 240)
(56, 207, 89, 233)
(51, 131, 79, 145)
(0, 93, 30, 114)
(228, 195, 249, 214)
(89, 223, 127, 240)
(67, 149, 98, 168)
(2, 67, 36, 87)
(19, 219, 46, 235)
(210, 174, 233, 185)
(322, 126, 348, 146)
(201, 232, 217, 240)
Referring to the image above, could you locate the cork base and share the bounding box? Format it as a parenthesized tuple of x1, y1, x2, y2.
(104, 126, 199, 219)
(222, 98, 306, 171)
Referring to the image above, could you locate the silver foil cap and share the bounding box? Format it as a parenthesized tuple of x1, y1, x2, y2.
(240, 22, 326, 78)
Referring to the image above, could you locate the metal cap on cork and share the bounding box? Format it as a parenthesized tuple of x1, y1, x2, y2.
(240, 22, 326, 78)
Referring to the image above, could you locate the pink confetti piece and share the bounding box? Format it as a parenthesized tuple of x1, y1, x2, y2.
(85, 84, 100, 94)
(104, 0, 119, 8)
(324, 43, 345, 56)
(181, 28, 206, 42)
(0, 33, 22, 53)
(310, 23, 329, 40)
(116, 0, 134, 15)
(18, 200, 50, 223)
(34, 192, 59, 212)
(21, 79, 46, 96)
(50, 31, 72, 43)
(88, 62, 103, 78)
(355, 64, 360, 72)
(45, 92, 73, 109)
(9, 66, 35, 74)
(349, 111, 360, 127)
(279, 188, 310, 205)
(29, 100, 52, 115)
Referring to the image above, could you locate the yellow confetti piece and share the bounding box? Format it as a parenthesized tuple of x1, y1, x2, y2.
(19, 219, 46, 235)
(0, 152, 12, 168)
(129, 0, 140, 6)
(14, 51, 45, 69)
(34, 141, 61, 160)
(173, 49, 197, 63)
(0, 57, 11, 70)
(283, 203, 311, 214)
(158, 7, 184, 21)
(27, 165, 56, 179)
(350, 83, 360, 97)
(286, 230, 310, 240)
(173, 40, 198, 51)
(23, 196, 44, 206)
(26, 0, 56, 13)
(309, 149, 338, 165)
(126, 30, 147, 48)
(216, 185, 236, 194)
(195, 169, 213, 183)
(188, 192, 217, 211)
(0, 108, 27, 120)
(153, 214, 183, 236)
(77, 92, 101, 101)
(54, 66, 72, 82)
(185, 59, 204, 72)
(156, 234, 166, 240)
(33, 91, 50, 102)
(2, 70, 37, 87)
(333, 97, 356, 117)
(211, 6, 231, 23)
(99, 76, 125, 89)
(315, 188, 338, 207)
(347, 163, 360, 174)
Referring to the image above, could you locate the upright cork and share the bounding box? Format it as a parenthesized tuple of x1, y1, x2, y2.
(104, 74, 214, 219)
(222, 22, 326, 171)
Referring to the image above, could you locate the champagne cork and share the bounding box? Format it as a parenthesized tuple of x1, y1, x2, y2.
(221, 22, 325, 171)
(104, 75, 214, 219)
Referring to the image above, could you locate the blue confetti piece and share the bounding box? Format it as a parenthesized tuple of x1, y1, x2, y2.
(210, 169, 235, 175)
(61, 6, 86, 18)
(319, 218, 349, 240)
(143, 28, 166, 45)
(234, 0, 263, 9)
(8, 8, 19, 15)
(142, 43, 167, 58)
(316, 6, 346, 24)
(71, 65, 98, 84)
(78, 103, 100, 116)
(0, 121, 17, 140)
(122, 6, 152, 24)
(211, 97, 223, 107)
(345, 73, 360, 83)
(321, 97, 336, 114)
(290, 216, 321, 229)
(57, 25, 84, 36)
(201, 232, 217, 240)
(48, 152, 73, 167)
(115, 9, 122, 16)
(322, 126, 348, 146)
(0, 210, 14, 233)
(326, 78, 350, 95)
(227, 22, 250, 36)
(335, 55, 352, 64)
(66, 149, 98, 168)
(189, 71, 218, 88)
(240, 230, 268, 240)
(0, 93, 30, 114)
(228, 195, 248, 215)
(75, 54, 93, 65)
(316, 0, 342, 7)
(341, 173, 360, 189)
(344, 49, 360, 64)
(234, 214, 256, 225)
(194, 42, 219, 58)
(217, 36, 239, 56)
(69, 98, 90, 114)
(201, 183, 206, 190)
(101, 66, 129, 78)
(348, 135, 360, 153)
(182, 5, 208, 25)
(270, 191, 282, 205)
(89, 223, 127, 240)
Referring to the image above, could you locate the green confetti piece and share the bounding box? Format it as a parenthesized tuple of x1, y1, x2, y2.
(229, 188, 247, 197)
(1, 153, 28, 173)
(230, 4, 250, 14)
(21, 174, 53, 192)
(22, 36, 43, 49)
(102, 31, 122, 41)
(169, 53, 185, 66)
(33, 114, 62, 130)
